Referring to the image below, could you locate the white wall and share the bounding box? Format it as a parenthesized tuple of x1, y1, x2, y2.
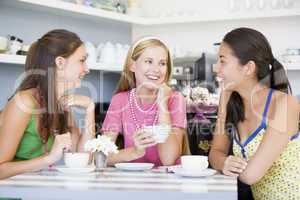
(139, 0, 300, 19)
(133, 17, 300, 56)
(133, 0, 300, 96)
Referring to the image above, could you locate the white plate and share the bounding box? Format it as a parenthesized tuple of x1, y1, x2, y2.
(55, 165, 95, 173)
(173, 168, 217, 177)
(114, 163, 154, 171)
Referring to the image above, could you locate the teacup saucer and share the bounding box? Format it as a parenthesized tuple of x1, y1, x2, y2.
(55, 165, 95, 173)
(114, 163, 154, 171)
(173, 168, 217, 178)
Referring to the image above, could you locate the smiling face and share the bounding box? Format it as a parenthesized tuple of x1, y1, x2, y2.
(56, 44, 89, 90)
(130, 45, 168, 91)
(215, 42, 249, 90)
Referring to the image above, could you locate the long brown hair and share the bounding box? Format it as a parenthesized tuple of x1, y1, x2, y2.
(115, 38, 173, 93)
(15, 29, 83, 142)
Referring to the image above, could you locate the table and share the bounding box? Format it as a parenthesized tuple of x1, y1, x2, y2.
(0, 168, 237, 200)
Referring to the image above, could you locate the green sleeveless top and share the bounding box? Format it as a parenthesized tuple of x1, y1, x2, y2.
(14, 115, 54, 161)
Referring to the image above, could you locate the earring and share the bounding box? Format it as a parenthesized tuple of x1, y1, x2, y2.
(269, 64, 272, 71)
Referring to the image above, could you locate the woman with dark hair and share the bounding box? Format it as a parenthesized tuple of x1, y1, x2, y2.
(0, 29, 95, 179)
(209, 28, 299, 200)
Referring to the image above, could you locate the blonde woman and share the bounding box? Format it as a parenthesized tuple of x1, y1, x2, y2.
(102, 37, 187, 166)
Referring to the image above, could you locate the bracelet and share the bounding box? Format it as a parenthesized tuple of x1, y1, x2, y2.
(157, 124, 172, 134)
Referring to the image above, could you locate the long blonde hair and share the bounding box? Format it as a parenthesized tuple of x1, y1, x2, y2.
(115, 37, 173, 93)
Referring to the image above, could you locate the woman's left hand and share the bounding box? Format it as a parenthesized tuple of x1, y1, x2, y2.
(59, 94, 95, 111)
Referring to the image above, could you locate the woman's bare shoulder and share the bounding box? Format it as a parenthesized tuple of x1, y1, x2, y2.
(272, 90, 298, 107)
(9, 89, 39, 114)
(269, 90, 299, 135)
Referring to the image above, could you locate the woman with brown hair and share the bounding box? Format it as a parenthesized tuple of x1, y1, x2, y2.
(0, 29, 95, 179)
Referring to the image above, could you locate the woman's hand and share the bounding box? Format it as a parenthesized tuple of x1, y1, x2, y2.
(45, 132, 72, 164)
(59, 94, 95, 111)
(222, 155, 248, 177)
(157, 83, 172, 109)
(132, 129, 156, 157)
(218, 90, 233, 109)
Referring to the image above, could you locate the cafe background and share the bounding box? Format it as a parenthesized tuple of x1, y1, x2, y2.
(0, 0, 299, 155)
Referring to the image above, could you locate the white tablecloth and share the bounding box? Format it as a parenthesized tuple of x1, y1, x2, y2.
(0, 167, 237, 200)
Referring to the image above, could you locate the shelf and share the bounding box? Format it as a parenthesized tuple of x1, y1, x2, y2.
(88, 62, 122, 72)
(285, 63, 300, 71)
(1, 53, 297, 72)
(4, 0, 300, 26)
(0, 54, 122, 72)
(0, 54, 26, 64)
(11, 0, 147, 25)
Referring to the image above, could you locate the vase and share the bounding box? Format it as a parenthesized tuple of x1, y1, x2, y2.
(94, 151, 107, 169)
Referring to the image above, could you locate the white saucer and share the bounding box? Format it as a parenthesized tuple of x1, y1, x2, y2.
(114, 163, 154, 171)
(173, 168, 217, 177)
(55, 165, 95, 173)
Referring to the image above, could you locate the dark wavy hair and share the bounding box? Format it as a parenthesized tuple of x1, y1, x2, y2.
(14, 29, 83, 142)
(223, 28, 292, 128)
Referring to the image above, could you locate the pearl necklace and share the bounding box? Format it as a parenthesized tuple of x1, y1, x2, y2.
(129, 89, 158, 130)
(132, 88, 157, 113)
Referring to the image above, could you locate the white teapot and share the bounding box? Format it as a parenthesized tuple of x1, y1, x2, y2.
(99, 42, 115, 64)
(115, 43, 123, 65)
(96, 43, 104, 63)
(84, 41, 96, 65)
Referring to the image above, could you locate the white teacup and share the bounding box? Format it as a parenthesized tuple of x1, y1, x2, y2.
(143, 125, 171, 143)
(181, 155, 209, 171)
(64, 152, 90, 168)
